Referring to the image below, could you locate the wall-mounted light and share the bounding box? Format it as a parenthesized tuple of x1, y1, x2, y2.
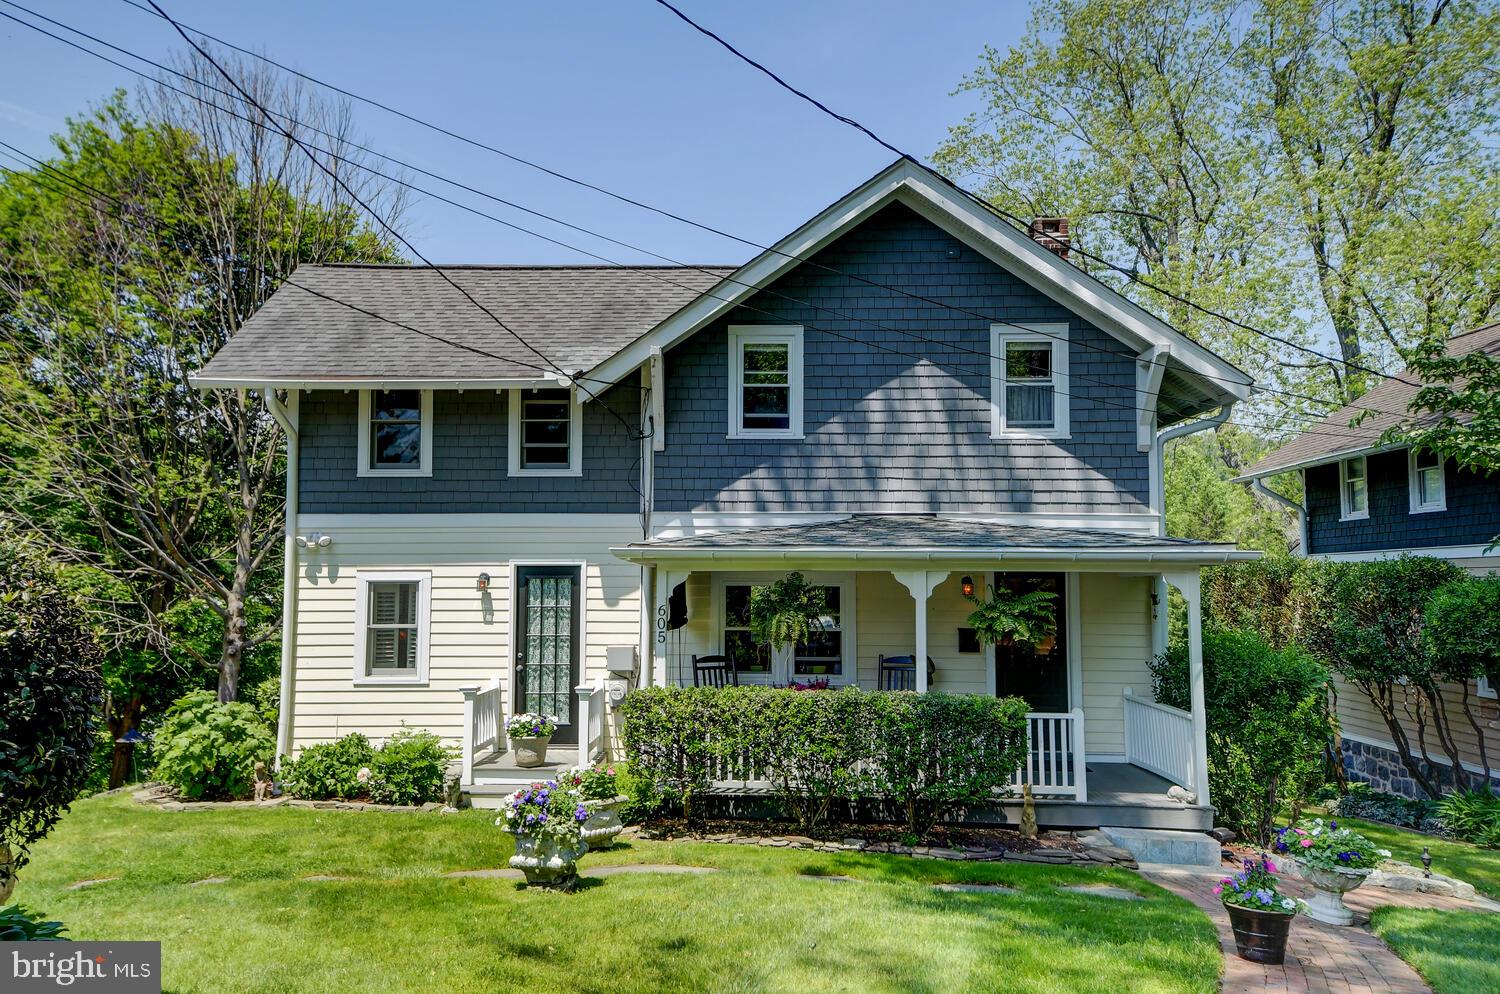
(1150, 591, 1160, 607)
(960, 575, 975, 598)
(476, 571, 491, 592)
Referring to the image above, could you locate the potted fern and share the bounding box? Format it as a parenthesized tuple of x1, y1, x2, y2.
(965, 584, 1058, 650)
(749, 572, 829, 657)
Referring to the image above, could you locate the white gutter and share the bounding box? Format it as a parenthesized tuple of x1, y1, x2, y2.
(609, 546, 1260, 564)
(264, 387, 299, 766)
(1154, 405, 1233, 536)
(1252, 476, 1309, 556)
(191, 375, 569, 392)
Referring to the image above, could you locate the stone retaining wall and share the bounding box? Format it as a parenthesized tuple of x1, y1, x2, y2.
(1341, 738, 1500, 799)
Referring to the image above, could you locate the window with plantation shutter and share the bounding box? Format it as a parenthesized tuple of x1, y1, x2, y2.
(353, 572, 429, 684)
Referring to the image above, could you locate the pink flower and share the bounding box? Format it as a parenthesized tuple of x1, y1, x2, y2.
(1299, 838, 1314, 848)
(1212, 886, 1222, 895)
(1266, 860, 1277, 873)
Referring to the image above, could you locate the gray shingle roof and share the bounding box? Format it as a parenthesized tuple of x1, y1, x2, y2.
(1242, 322, 1500, 479)
(195, 264, 736, 384)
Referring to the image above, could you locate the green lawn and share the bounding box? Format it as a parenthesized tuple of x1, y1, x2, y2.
(1371, 907, 1500, 994)
(12, 794, 1220, 994)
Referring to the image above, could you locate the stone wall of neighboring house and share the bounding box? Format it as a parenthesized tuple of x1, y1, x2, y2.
(1341, 736, 1500, 799)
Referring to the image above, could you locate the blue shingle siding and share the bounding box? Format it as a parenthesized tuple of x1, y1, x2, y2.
(297, 375, 641, 514)
(1306, 449, 1500, 554)
(654, 203, 1149, 514)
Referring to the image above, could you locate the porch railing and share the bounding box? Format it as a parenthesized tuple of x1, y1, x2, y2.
(1123, 689, 1195, 791)
(1010, 710, 1087, 801)
(577, 681, 607, 765)
(459, 677, 502, 786)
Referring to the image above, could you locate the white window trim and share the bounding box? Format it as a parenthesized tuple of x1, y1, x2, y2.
(1408, 448, 1446, 514)
(356, 389, 433, 478)
(508, 388, 583, 477)
(1478, 674, 1497, 700)
(1338, 456, 1370, 521)
(990, 322, 1071, 440)
(352, 571, 431, 686)
(710, 572, 857, 686)
(727, 325, 804, 440)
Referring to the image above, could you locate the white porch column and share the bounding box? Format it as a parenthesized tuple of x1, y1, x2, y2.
(1165, 569, 1210, 806)
(893, 570, 948, 692)
(650, 565, 668, 687)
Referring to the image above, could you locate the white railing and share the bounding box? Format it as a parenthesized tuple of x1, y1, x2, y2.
(1123, 689, 1195, 791)
(459, 678, 502, 786)
(1010, 710, 1087, 801)
(577, 682, 608, 764)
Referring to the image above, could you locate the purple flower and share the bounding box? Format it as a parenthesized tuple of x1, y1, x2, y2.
(538, 813, 547, 823)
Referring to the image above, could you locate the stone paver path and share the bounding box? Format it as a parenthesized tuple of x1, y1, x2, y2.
(1057, 883, 1143, 900)
(1142, 863, 1497, 994)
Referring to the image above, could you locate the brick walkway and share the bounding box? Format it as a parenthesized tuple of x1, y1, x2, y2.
(1141, 864, 1498, 994)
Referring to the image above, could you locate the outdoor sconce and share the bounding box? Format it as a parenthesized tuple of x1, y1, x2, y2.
(960, 575, 975, 598)
(476, 572, 491, 592)
(1150, 590, 1160, 607)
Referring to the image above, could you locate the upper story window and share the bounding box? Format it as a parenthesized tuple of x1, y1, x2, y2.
(357, 389, 432, 477)
(1408, 448, 1446, 513)
(990, 323, 1070, 440)
(1339, 455, 1369, 521)
(727, 325, 804, 439)
(354, 571, 430, 685)
(508, 387, 582, 477)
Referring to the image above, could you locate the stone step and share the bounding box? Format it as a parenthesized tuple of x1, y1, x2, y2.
(1099, 826, 1219, 867)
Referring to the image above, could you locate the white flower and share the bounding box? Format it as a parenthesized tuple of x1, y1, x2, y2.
(1281, 898, 1296, 910)
(356, 767, 371, 783)
(1378, 849, 1392, 858)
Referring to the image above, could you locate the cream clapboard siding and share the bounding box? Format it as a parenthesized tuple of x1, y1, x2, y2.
(1078, 573, 1155, 758)
(289, 517, 643, 754)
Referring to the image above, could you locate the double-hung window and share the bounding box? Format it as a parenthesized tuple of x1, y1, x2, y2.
(508, 388, 582, 476)
(718, 575, 852, 684)
(357, 389, 432, 476)
(727, 325, 803, 439)
(1339, 456, 1369, 521)
(354, 572, 430, 684)
(1408, 449, 1446, 513)
(991, 323, 1069, 439)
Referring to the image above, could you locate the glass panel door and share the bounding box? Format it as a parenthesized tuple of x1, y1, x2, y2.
(516, 566, 580, 745)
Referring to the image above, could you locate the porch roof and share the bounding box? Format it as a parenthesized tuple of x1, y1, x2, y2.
(612, 514, 1259, 565)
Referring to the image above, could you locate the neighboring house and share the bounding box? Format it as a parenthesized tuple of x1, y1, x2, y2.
(195, 159, 1259, 827)
(1237, 322, 1500, 798)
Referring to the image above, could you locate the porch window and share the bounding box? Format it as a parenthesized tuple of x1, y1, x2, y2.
(990, 323, 1069, 439)
(357, 389, 432, 476)
(508, 388, 582, 476)
(721, 579, 846, 680)
(1339, 456, 1369, 520)
(727, 325, 803, 439)
(353, 571, 430, 684)
(794, 586, 843, 676)
(722, 584, 771, 676)
(1408, 449, 1445, 513)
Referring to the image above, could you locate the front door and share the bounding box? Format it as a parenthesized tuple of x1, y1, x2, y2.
(515, 566, 581, 745)
(993, 572, 1069, 712)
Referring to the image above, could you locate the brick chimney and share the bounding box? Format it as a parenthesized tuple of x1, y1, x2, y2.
(1028, 217, 1070, 260)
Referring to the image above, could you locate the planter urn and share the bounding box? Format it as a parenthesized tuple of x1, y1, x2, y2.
(511, 735, 551, 769)
(580, 795, 628, 849)
(1295, 861, 1369, 926)
(506, 829, 588, 889)
(1225, 904, 1295, 965)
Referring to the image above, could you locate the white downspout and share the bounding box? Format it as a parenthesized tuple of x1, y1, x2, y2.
(265, 387, 299, 766)
(1251, 477, 1308, 556)
(1151, 404, 1233, 656)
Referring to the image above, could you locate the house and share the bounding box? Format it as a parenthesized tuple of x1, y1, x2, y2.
(194, 159, 1259, 829)
(1237, 322, 1500, 797)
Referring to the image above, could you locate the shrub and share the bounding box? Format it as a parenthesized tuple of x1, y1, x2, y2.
(1152, 627, 1334, 844)
(1435, 789, 1500, 848)
(0, 904, 68, 941)
(152, 691, 275, 800)
(367, 730, 452, 806)
(279, 734, 376, 800)
(612, 763, 660, 824)
(617, 686, 721, 819)
(0, 544, 105, 901)
(1331, 782, 1438, 830)
(248, 675, 280, 730)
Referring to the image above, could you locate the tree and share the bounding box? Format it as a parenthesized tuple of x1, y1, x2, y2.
(1165, 428, 1296, 551)
(0, 534, 104, 902)
(0, 53, 402, 707)
(1384, 334, 1500, 475)
(1423, 577, 1500, 783)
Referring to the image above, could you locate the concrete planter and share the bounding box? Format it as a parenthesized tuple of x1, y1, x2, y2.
(507, 829, 588, 889)
(1295, 860, 1369, 925)
(581, 796, 627, 849)
(1225, 904, 1296, 964)
(511, 735, 551, 768)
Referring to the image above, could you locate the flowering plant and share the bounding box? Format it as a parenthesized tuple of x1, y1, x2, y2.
(1274, 818, 1389, 872)
(558, 764, 620, 801)
(1215, 855, 1299, 914)
(506, 712, 557, 739)
(495, 779, 589, 844)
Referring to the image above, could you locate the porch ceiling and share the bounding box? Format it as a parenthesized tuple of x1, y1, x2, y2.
(611, 514, 1259, 567)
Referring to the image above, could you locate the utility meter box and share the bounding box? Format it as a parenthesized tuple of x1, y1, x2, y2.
(605, 645, 638, 708)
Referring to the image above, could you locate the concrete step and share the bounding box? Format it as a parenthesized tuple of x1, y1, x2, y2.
(1099, 826, 1219, 867)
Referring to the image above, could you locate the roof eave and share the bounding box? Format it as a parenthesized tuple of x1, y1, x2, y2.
(188, 374, 571, 392)
(610, 544, 1260, 564)
(1232, 440, 1408, 482)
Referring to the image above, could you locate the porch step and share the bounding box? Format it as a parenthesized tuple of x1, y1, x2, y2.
(1098, 826, 1219, 867)
(464, 748, 580, 809)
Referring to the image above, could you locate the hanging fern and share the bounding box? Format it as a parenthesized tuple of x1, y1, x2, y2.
(966, 588, 1058, 648)
(748, 572, 829, 651)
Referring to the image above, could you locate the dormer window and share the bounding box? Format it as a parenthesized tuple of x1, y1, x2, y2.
(357, 389, 432, 477)
(1339, 456, 1369, 521)
(508, 387, 582, 476)
(990, 323, 1070, 440)
(1408, 449, 1446, 513)
(728, 325, 804, 439)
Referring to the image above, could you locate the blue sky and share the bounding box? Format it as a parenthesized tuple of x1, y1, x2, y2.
(0, 0, 1032, 264)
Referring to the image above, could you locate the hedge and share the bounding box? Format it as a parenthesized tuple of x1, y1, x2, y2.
(617, 686, 1029, 837)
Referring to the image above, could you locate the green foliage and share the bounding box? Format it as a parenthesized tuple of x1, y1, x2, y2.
(618, 686, 1030, 837)
(965, 587, 1058, 648)
(0, 540, 104, 882)
(1435, 790, 1500, 849)
(248, 674, 281, 730)
(0, 904, 68, 941)
(612, 763, 660, 825)
(1385, 337, 1500, 478)
(1332, 783, 1439, 832)
(1203, 557, 1312, 649)
(279, 734, 375, 801)
(366, 730, 452, 806)
(1423, 577, 1500, 685)
(1165, 431, 1296, 553)
(152, 691, 274, 800)
(1152, 627, 1333, 843)
(557, 765, 621, 802)
(747, 572, 828, 651)
(1274, 817, 1387, 871)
